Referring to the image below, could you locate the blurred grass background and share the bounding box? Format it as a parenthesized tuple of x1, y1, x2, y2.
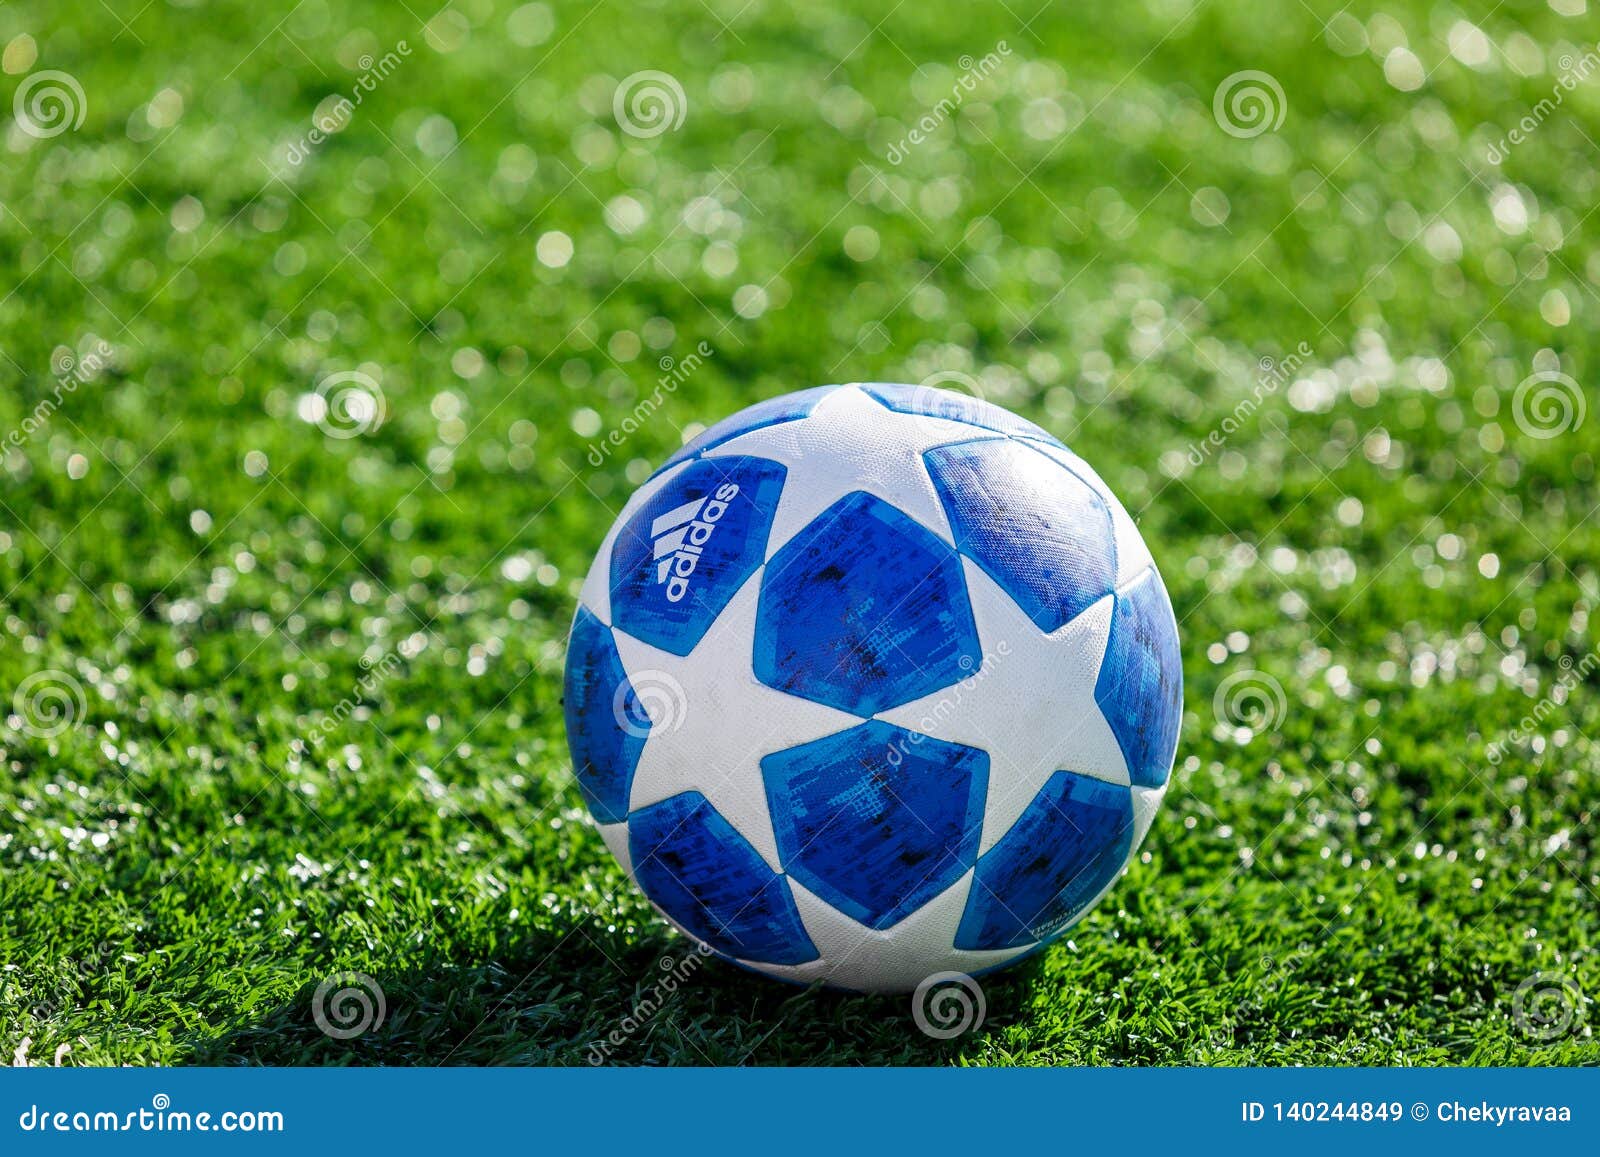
(0, 0, 1597, 1064)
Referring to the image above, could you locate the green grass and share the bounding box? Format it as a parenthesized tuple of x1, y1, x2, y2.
(2, 0, 1599, 1066)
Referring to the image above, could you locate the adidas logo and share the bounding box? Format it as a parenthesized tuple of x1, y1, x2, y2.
(650, 482, 741, 603)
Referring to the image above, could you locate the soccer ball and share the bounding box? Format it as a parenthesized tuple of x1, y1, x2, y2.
(564, 384, 1181, 993)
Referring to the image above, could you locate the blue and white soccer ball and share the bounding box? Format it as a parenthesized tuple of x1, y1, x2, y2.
(565, 384, 1182, 993)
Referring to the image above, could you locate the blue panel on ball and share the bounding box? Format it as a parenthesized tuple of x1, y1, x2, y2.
(754, 492, 981, 715)
(859, 383, 1064, 445)
(629, 792, 819, 966)
(1095, 568, 1183, 788)
(924, 438, 1117, 632)
(955, 771, 1134, 950)
(763, 720, 988, 930)
(562, 606, 646, 824)
(658, 385, 841, 471)
(610, 455, 787, 656)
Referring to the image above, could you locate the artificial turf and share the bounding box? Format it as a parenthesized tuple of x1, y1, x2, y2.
(1, 0, 1597, 1065)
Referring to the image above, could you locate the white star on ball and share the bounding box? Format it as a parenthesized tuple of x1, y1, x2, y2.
(611, 572, 862, 873)
(877, 559, 1130, 855)
(745, 871, 1030, 992)
(703, 385, 998, 555)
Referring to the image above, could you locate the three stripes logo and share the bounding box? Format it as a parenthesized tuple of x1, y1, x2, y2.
(650, 482, 740, 603)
